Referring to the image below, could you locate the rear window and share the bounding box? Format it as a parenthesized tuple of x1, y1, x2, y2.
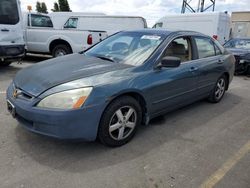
(64, 18, 78, 29)
(0, 0, 19, 25)
(29, 14, 53, 28)
(194, 37, 215, 59)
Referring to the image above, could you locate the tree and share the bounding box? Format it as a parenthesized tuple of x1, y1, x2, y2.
(51, 2, 60, 12)
(58, 0, 71, 12)
(41, 2, 48, 13)
(51, 0, 71, 12)
(36, 1, 48, 13)
(36, 1, 42, 13)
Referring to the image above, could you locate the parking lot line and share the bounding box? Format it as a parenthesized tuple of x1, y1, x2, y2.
(0, 91, 6, 94)
(200, 140, 250, 188)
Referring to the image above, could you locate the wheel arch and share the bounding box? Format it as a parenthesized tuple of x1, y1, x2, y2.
(49, 39, 73, 54)
(102, 90, 148, 125)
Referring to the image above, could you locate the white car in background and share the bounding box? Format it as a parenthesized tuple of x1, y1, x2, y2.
(0, 0, 25, 66)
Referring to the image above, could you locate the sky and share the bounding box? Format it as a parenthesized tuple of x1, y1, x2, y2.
(20, 0, 250, 26)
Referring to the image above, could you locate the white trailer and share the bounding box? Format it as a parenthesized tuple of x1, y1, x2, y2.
(0, 0, 25, 66)
(49, 12, 106, 29)
(50, 13, 147, 35)
(153, 12, 231, 44)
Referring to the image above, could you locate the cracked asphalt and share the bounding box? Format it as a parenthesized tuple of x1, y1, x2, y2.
(0, 56, 249, 188)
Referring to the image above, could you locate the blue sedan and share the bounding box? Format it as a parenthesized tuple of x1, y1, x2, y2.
(6, 30, 235, 146)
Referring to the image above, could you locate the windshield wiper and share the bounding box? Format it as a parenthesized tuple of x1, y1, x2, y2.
(95, 55, 115, 62)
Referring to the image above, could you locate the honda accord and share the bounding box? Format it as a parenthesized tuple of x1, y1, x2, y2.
(6, 30, 235, 146)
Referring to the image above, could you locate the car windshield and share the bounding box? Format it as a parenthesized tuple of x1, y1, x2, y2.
(85, 32, 165, 66)
(224, 39, 250, 50)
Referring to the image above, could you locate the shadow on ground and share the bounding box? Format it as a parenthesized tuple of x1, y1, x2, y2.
(14, 92, 242, 174)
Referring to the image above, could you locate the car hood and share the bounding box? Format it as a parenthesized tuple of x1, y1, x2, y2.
(226, 48, 250, 56)
(14, 53, 132, 97)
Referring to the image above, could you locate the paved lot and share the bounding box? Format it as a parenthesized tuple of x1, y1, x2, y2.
(0, 57, 249, 188)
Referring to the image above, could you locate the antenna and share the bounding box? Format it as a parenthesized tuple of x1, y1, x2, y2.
(181, 0, 216, 13)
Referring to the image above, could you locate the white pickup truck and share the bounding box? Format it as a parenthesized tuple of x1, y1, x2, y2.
(23, 12, 107, 57)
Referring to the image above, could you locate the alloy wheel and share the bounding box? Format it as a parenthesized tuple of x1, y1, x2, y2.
(109, 106, 137, 141)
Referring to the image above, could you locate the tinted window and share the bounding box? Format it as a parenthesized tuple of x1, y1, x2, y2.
(0, 0, 19, 25)
(64, 18, 78, 28)
(164, 37, 192, 62)
(30, 14, 53, 27)
(195, 37, 215, 58)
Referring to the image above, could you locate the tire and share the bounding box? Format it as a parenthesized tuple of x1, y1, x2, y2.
(98, 96, 142, 147)
(208, 75, 227, 103)
(51, 44, 72, 58)
(0, 61, 12, 66)
(246, 66, 250, 76)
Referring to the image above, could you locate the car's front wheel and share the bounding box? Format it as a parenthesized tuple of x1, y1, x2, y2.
(98, 96, 142, 147)
(208, 75, 227, 103)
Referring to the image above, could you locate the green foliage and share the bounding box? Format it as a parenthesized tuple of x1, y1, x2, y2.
(51, 2, 60, 12)
(36, 1, 48, 13)
(51, 0, 71, 12)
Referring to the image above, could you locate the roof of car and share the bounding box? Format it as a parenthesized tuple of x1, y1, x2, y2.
(125, 28, 206, 37)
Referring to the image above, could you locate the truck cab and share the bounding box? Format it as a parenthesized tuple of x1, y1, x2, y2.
(0, 0, 25, 66)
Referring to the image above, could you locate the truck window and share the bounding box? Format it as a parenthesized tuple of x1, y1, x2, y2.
(64, 18, 78, 29)
(29, 14, 53, 28)
(0, 0, 19, 25)
(194, 37, 215, 59)
(153, 22, 163, 28)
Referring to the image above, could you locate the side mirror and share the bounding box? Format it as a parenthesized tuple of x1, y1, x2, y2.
(159, 56, 181, 68)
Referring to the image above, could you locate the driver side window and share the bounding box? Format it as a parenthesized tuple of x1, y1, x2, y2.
(164, 37, 192, 63)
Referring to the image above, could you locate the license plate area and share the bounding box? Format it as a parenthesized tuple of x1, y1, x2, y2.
(7, 100, 16, 118)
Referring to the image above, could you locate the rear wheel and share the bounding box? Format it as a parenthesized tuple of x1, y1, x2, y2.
(98, 96, 142, 147)
(208, 75, 227, 103)
(52, 44, 72, 58)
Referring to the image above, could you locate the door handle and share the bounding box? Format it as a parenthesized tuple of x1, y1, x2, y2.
(218, 59, 224, 64)
(1, 29, 9, 32)
(190, 67, 199, 72)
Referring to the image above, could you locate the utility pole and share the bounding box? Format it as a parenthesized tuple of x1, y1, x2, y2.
(181, 0, 216, 14)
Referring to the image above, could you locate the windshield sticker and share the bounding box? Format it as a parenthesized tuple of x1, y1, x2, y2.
(141, 35, 161, 40)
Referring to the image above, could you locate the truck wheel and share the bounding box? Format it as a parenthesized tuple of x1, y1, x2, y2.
(98, 96, 142, 147)
(52, 44, 72, 58)
(0, 61, 12, 66)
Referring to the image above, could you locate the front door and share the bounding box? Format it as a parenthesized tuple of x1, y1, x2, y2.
(146, 36, 199, 116)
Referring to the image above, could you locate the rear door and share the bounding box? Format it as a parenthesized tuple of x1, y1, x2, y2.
(192, 36, 224, 95)
(0, 0, 24, 46)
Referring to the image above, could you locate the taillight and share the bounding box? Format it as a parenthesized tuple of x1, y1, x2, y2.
(213, 35, 218, 40)
(87, 34, 93, 45)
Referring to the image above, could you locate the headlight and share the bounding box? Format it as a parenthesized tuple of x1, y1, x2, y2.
(239, 59, 245, 64)
(37, 87, 93, 110)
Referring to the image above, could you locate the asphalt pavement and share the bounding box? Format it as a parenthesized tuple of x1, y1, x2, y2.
(0, 57, 249, 188)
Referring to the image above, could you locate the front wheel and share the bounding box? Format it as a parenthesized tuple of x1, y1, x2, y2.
(208, 75, 227, 103)
(98, 96, 142, 147)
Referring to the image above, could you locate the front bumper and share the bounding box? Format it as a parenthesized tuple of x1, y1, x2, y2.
(0, 45, 25, 61)
(6, 85, 106, 141)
